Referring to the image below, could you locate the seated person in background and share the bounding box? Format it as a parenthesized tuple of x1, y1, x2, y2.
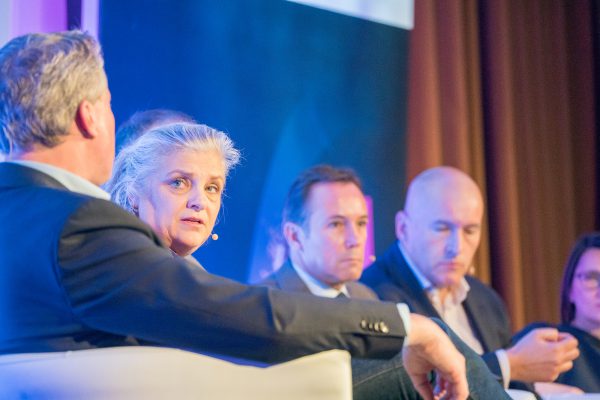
(515, 232, 600, 393)
(114, 108, 195, 154)
(259, 164, 511, 399)
(0, 31, 470, 400)
(361, 166, 580, 395)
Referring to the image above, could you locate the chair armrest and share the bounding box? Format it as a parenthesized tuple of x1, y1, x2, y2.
(0, 346, 352, 400)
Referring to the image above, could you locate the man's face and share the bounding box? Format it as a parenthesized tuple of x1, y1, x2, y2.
(294, 182, 368, 289)
(398, 181, 483, 290)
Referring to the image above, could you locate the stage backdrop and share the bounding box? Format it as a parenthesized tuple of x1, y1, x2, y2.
(100, 0, 411, 282)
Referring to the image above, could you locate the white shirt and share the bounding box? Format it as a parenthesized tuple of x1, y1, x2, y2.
(399, 242, 510, 386)
(292, 262, 350, 298)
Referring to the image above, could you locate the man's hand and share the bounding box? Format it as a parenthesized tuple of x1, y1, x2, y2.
(402, 313, 469, 400)
(506, 328, 579, 382)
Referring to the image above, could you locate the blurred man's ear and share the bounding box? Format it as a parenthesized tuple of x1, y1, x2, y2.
(283, 222, 305, 253)
(74, 99, 97, 139)
(395, 210, 407, 242)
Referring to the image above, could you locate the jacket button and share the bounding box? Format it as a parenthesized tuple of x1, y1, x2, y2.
(380, 322, 389, 334)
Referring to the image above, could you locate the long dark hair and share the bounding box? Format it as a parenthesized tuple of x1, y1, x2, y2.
(560, 232, 600, 324)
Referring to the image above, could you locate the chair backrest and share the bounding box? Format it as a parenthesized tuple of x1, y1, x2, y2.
(0, 346, 352, 400)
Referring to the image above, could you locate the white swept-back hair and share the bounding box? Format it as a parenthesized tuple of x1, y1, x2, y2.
(106, 122, 241, 214)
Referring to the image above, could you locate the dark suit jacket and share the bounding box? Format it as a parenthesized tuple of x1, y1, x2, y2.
(360, 243, 511, 378)
(259, 261, 379, 300)
(0, 163, 406, 363)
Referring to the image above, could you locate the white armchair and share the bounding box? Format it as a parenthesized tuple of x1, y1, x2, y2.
(0, 346, 352, 400)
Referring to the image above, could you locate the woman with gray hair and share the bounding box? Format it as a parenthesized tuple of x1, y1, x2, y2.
(105, 122, 240, 257)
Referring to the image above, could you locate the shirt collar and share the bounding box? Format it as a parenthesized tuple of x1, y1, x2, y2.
(8, 160, 110, 200)
(397, 241, 470, 303)
(291, 262, 349, 298)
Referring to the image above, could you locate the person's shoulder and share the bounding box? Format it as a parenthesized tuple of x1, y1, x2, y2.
(360, 260, 385, 282)
(61, 196, 155, 237)
(256, 272, 278, 288)
(254, 262, 289, 288)
(361, 244, 398, 284)
(14, 183, 98, 229)
(361, 269, 409, 303)
(57, 197, 165, 265)
(347, 281, 379, 300)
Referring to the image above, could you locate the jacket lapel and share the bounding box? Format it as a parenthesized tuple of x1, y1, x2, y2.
(386, 243, 441, 318)
(462, 283, 498, 351)
(274, 261, 312, 294)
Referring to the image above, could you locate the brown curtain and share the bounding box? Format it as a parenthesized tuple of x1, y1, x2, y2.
(407, 0, 597, 330)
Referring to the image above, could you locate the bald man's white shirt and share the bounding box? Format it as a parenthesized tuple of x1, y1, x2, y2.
(399, 243, 510, 387)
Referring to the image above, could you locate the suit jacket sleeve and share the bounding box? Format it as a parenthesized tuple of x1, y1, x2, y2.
(57, 199, 406, 363)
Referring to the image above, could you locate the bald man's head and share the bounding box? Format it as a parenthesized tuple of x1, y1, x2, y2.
(396, 166, 484, 290)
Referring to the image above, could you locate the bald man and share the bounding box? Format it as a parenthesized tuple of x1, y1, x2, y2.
(361, 166, 580, 393)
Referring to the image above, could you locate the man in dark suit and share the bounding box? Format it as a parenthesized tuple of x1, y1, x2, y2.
(0, 31, 471, 399)
(260, 164, 511, 399)
(361, 166, 580, 393)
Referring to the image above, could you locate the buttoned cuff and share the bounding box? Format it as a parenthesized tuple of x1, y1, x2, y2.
(396, 303, 411, 346)
(495, 349, 511, 388)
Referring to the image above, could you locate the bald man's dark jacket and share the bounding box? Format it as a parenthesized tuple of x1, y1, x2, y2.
(0, 163, 407, 362)
(361, 242, 511, 379)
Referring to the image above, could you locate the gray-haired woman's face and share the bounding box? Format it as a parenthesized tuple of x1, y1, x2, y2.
(134, 148, 225, 256)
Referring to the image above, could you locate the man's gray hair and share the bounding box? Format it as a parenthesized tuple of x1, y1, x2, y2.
(0, 30, 106, 153)
(106, 122, 241, 214)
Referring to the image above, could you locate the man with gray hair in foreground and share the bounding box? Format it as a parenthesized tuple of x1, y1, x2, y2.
(0, 31, 469, 399)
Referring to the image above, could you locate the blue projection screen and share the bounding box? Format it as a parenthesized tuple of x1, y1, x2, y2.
(100, 0, 410, 282)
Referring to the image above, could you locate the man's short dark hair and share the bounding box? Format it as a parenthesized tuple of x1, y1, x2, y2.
(282, 164, 363, 228)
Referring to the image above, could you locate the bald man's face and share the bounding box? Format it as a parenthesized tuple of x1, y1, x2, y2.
(397, 176, 484, 290)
